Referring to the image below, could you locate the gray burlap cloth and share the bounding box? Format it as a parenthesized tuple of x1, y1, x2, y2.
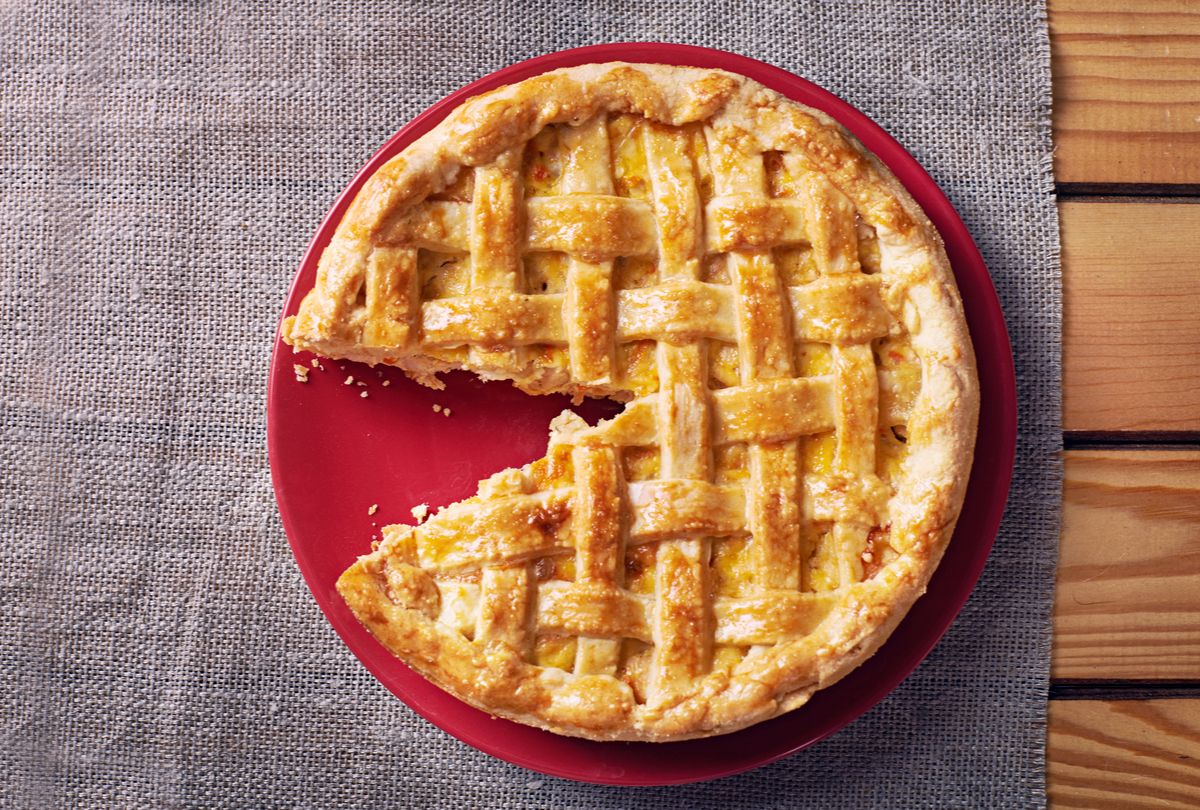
(1, 2, 1061, 807)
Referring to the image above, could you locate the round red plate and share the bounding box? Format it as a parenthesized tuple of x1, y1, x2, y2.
(268, 43, 1016, 786)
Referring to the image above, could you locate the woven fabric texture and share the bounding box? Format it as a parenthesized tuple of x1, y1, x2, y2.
(0, 1, 1060, 807)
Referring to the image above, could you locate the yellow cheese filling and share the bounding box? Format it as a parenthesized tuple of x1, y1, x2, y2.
(419, 250, 469, 299)
(708, 341, 740, 388)
(711, 537, 753, 597)
(622, 445, 660, 482)
(796, 342, 832, 376)
(609, 115, 649, 200)
(525, 251, 567, 294)
(803, 432, 835, 474)
(624, 544, 657, 594)
(534, 636, 577, 671)
(523, 126, 561, 197)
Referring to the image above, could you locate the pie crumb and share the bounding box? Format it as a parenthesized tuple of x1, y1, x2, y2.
(344, 375, 354, 385)
(292, 364, 309, 383)
(410, 503, 429, 523)
(382, 380, 391, 387)
(443, 408, 452, 417)
(432, 404, 442, 413)
(368, 504, 378, 516)
(360, 390, 369, 398)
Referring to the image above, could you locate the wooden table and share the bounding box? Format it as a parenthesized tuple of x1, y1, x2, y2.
(1046, 2, 1200, 805)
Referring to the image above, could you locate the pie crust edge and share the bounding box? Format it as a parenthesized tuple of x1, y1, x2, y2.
(284, 63, 981, 742)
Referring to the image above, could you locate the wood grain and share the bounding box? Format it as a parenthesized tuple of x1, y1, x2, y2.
(1053, 450, 1200, 681)
(1062, 202, 1200, 433)
(1048, 699, 1200, 808)
(1051, 0, 1200, 186)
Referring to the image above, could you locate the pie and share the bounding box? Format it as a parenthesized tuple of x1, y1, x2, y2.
(281, 62, 979, 741)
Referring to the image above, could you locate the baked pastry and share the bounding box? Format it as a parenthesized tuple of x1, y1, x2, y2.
(282, 63, 979, 741)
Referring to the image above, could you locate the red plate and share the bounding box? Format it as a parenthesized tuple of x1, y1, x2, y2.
(268, 43, 1016, 786)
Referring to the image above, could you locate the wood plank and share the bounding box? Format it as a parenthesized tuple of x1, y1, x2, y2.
(1053, 450, 1200, 680)
(1048, 699, 1200, 809)
(1061, 202, 1200, 432)
(1051, 0, 1200, 186)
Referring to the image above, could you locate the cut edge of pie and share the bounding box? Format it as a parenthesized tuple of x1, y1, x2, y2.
(282, 62, 980, 742)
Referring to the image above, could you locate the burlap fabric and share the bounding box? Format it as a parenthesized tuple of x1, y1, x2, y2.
(1, 2, 1060, 807)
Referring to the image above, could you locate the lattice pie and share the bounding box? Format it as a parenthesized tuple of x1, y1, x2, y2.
(282, 63, 979, 741)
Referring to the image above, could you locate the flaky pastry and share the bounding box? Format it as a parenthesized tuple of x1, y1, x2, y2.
(283, 62, 979, 741)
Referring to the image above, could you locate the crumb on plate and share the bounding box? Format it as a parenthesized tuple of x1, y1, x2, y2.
(292, 364, 309, 383)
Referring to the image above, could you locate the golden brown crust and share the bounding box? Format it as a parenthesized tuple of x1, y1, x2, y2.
(285, 62, 980, 741)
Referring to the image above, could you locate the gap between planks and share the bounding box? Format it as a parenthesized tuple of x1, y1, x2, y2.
(1056, 187, 1200, 201)
(1051, 681, 1200, 700)
(1064, 432, 1200, 450)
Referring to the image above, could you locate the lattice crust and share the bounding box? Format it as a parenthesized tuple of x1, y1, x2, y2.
(288, 63, 979, 741)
